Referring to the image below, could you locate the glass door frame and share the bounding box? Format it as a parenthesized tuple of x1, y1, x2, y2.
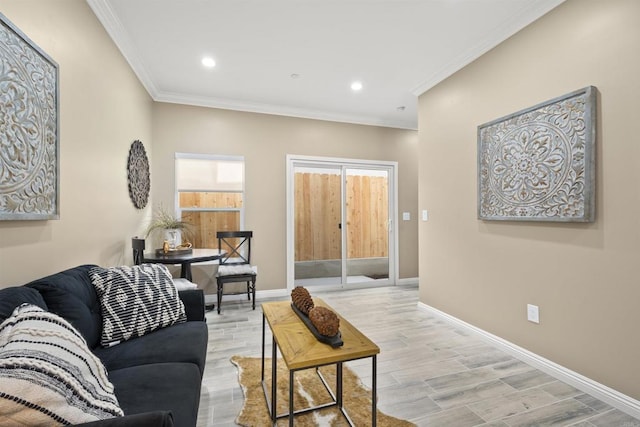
(286, 154, 398, 293)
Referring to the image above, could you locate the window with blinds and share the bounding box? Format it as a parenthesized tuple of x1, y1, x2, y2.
(175, 154, 244, 248)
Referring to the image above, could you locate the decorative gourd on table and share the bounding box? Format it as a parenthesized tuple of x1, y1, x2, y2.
(291, 286, 314, 315)
(309, 306, 340, 337)
(291, 286, 341, 340)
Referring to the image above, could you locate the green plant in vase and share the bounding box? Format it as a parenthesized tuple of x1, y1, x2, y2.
(145, 206, 193, 250)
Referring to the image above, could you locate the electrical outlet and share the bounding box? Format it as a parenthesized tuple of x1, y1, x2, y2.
(527, 304, 539, 324)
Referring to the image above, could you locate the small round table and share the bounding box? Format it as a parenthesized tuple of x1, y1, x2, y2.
(142, 248, 225, 281)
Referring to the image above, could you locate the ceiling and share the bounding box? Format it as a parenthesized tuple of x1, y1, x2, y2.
(87, 0, 565, 130)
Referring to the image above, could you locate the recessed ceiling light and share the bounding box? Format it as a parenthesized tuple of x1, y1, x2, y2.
(290, 73, 300, 79)
(351, 81, 363, 92)
(201, 56, 216, 68)
(397, 106, 406, 111)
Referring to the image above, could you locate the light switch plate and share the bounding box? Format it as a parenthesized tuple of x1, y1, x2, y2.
(422, 210, 429, 221)
(527, 304, 539, 324)
(402, 212, 410, 221)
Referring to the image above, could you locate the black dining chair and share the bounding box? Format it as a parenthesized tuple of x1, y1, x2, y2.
(216, 231, 257, 314)
(132, 237, 145, 265)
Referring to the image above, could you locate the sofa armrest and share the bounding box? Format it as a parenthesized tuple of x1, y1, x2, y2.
(179, 289, 205, 321)
(73, 411, 173, 427)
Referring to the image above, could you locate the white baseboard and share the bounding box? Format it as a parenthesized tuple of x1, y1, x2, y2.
(418, 302, 640, 420)
(397, 277, 418, 286)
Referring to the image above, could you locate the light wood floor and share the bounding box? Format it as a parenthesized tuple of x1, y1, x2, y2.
(196, 285, 639, 427)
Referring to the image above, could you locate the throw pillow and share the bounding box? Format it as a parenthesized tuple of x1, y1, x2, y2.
(0, 304, 123, 426)
(89, 264, 187, 347)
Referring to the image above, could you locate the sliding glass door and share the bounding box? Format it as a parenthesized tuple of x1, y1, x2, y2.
(287, 156, 396, 291)
(293, 164, 342, 286)
(345, 167, 390, 283)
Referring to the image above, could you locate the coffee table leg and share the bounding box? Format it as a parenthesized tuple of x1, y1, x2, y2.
(261, 313, 265, 382)
(272, 335, 277, 424)
(337, 362, 343, 409)
(289, 370, 294, 427)
(372, 354, 377, 427)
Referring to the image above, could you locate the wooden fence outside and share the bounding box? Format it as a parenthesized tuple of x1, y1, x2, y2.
(178, 177, 389, 260)
(294, 173, 388, 262)
(180, 192, 241, 248)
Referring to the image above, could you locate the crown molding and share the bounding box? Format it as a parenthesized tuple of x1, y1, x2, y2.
(87, 0, 563, 130)
(156, 91, 418, 130)
(86, 0, 159, 98)
(411, 0, 565, 96)
(87, 0, 417, 130)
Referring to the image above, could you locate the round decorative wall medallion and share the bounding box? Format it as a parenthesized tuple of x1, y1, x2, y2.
(127, 140, 150, 209)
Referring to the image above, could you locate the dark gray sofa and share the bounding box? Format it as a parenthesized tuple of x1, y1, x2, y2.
(0, 264, 208, 427)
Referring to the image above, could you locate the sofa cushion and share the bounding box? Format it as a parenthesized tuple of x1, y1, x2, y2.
(25, 264, 103, 349)
(108, 363, 202, 427)
(0, 286, 47, 323)
(89, 264, 186, 347)
(0, 304, 123, 425)
(93, 321, 208, 376)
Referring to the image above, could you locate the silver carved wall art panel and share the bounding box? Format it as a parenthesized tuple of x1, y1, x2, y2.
(478, 86, 596, 222)
(0, 13, 59, 220)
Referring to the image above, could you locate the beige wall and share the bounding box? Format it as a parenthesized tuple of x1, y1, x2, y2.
(152, 103, 419, 292)
(418, 0, 640, 399)
(0, 0, 153, 286)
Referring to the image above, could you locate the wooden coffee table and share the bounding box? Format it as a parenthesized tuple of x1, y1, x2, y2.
(261, 298, 380, 426)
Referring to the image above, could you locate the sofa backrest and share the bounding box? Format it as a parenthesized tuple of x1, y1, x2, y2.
(25, 264, 103, 349)
(0, 286, 48, 323)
